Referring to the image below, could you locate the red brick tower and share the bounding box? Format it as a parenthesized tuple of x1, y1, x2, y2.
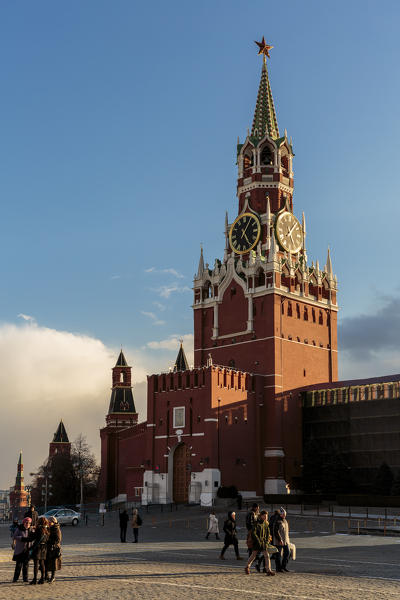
(9, 451, 28, 517)
(193, 39, 338, 493)
(99, 351, 138, 501)
(49, 420, 71, 458)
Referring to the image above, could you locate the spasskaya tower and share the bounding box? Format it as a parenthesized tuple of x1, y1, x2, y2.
(193, 38, 338, 493)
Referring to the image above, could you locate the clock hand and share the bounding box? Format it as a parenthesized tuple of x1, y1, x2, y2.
(241, 230, 250, 244)
(242, 218, 252, 238)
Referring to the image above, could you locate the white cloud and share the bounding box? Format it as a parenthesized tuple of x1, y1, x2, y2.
(18, 313, 36, 323)
(145, 267, 184, 279)
(110, 274, 121, 280)
(146, 333, 194, 363)
(153, 285, 191, 298)
(140, 311, 166, 326)
(162, 268, 184, 279)
(0, 322, 194, 490)
(153, 301, 166, 312)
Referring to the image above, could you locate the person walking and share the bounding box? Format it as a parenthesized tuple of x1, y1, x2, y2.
(10, 518, 19, 539)
(219, 511, 242, 560)
(245, 510, 275, 576)
(257, 508, 280, 572)
(206, 511, 220, 539)
(28, 516, 49, 585)
(119, 509, 129, 543)
(131, 508, 142, 543)
(245, 502, 260, 569)
(273, 508, 291, 572)
(45, 516, 62, 583)
(12, 517, 32, 583)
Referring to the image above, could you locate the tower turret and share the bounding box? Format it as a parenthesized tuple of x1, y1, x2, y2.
(106, 351, 138, 426)
(49, 420, 71, 458)
(173, 341, 189, 372)
(9, 451, 28, 517)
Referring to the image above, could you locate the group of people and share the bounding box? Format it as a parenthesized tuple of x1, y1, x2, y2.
(11, 505, 62, 584)
(206, 503, 292, 575)
(119, 508, 143, 543)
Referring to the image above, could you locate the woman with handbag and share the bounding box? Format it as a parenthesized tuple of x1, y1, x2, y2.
(45, 516, 62, 583)
(12, 517, 32, 583)
(27, 516, 49, 584)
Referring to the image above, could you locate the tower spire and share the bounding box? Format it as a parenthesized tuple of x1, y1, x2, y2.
(251, 38, 279, 140)
(196, 245, 205, 278)
(174, 339, 189, 372)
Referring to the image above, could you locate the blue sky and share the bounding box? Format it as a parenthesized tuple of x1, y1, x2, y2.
(1, 0, 400, 487)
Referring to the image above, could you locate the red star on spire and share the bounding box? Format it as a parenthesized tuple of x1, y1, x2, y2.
(255, 36, 274, 58)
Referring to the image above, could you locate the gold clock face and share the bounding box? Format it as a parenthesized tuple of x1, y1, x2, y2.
(229, 212, 261, 254)
(275, 211, 303, 253)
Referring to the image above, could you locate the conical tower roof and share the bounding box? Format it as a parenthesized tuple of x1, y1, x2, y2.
(251, 56, 279, 141)
(174, 341, 189, 372)
(52, 420, 69, 443)
(115, 350, 128, 367)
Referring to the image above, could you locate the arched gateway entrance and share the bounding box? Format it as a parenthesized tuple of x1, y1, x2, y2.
(172, 443, 191, 503)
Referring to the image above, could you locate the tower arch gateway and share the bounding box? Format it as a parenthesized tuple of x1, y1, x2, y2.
(168, 443, 191, 503)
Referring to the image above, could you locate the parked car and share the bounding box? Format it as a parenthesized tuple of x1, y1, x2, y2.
(40, 507, 81, 526)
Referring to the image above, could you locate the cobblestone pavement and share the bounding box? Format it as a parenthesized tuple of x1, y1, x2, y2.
(0, 508, 399, 599)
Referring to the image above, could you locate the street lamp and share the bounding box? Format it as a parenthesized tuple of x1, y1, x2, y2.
(41, 468, 52, 513)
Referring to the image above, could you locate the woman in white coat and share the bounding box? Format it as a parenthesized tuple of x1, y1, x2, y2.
(206, 511, 220, 540)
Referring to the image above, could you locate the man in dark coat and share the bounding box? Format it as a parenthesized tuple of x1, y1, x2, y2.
(24, 505, 39, 529)
(219, 511, 242, 560)
(119, 509, 129, 543)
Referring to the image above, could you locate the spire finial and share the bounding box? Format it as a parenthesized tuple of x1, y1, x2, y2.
(326, 246, 333, 276)
(196, 245, 205, 279)
(251, 38, 279, 141)
(255, 36, 274, 60)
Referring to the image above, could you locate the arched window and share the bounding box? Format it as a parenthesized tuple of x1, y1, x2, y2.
(304, 307, 308, 321)
(203, 281, 212, 299)
(319, 311, 323, 325)
(244, 151, 253, 169)
(287, 302, 292, 317)
(260, 145, 273, 166)
(312, 308, 316, 323)
(296, 304, 300, 318)
(256, 269, 265, 287)
(120, 372, 124, 383)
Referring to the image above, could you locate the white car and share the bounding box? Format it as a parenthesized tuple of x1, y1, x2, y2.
(41, 507, 81, 526)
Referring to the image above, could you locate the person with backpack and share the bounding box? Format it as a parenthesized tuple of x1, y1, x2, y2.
(131, 508, 142, 542)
